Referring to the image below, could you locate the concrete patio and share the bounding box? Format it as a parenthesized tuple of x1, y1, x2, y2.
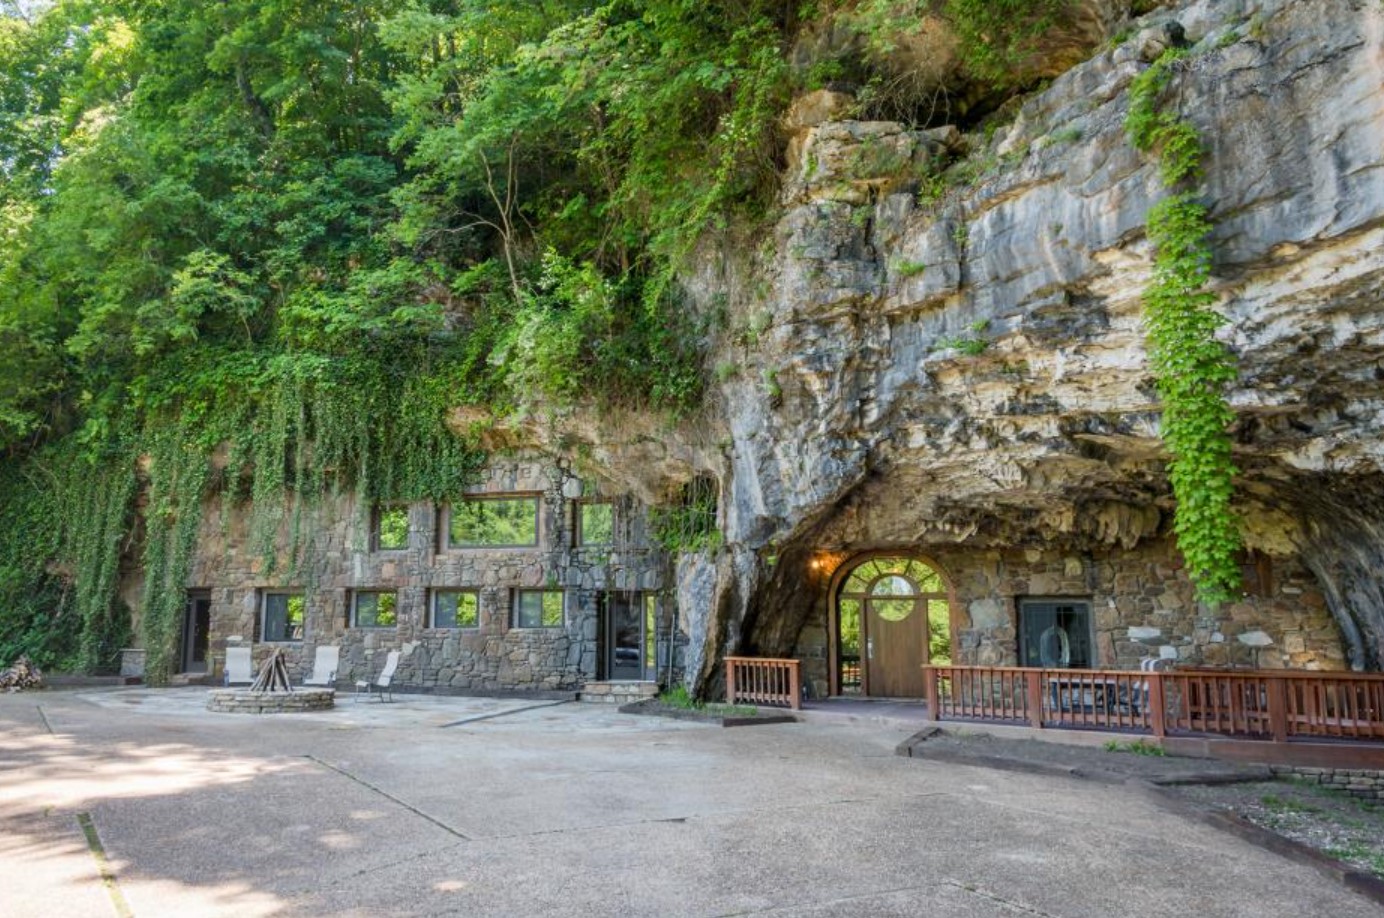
(0, 687, 1377, 917)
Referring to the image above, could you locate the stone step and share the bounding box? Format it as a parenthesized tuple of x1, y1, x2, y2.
(579, 681, 659, 705)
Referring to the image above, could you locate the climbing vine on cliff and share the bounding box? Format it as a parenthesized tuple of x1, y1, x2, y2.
(1126, 48, 1242, 606)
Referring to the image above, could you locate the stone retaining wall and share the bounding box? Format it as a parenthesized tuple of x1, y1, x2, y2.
(1269, 765, 1384, 801)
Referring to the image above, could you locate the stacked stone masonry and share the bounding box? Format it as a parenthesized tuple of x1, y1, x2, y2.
(794, 541, 1345, 700)
(579, 681, 660, 704)
(187, 457, 686, 694)
(207, 689, 336, 714)
(1269, 766, 1384, 802)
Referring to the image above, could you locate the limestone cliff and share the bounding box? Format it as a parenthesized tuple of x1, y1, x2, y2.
(537, 0, 1384, 688)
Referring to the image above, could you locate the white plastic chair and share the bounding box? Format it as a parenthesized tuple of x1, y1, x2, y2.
(302, 645, 340, 688)
(355, 650, 400, 702)
(224, 647, 253, 686)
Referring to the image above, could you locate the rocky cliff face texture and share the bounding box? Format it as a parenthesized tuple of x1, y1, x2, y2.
(550, 0, 1384, 688)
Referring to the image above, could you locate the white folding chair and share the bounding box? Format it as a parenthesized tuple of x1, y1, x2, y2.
(355, 650, 400, 702)
(302, 645, 340, 688)
(224, 646, 253, 686)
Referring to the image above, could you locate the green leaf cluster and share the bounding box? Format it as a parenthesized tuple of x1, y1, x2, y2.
(0, 0, 802, 671)
(1125, 50, 1242, 607)
(649, 476, 721, 553)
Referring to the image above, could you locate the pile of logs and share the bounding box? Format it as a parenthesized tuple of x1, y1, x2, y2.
(0, 655, 43, 692)
(249, 647, 294, 693)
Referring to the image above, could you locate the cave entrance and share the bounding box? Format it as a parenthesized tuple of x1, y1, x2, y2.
(830, 555, 953, 698)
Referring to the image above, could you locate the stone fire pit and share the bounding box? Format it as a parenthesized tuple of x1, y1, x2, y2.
(206, 647, 336, 714)
(207, 687, 335, 714)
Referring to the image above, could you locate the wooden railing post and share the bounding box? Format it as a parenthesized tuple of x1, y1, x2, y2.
(1146, 672, 1166, 739)
(1266, 676, 1289, 742)
(789, 660, 802, 710)
(725, 659, 737, 706)
(1026, 670, 1044, 729)
(923, 665, 939, 720)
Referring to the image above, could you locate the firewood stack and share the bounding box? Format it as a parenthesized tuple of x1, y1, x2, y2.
(0, 655, 43, 692)
(248, 647, 295, 693)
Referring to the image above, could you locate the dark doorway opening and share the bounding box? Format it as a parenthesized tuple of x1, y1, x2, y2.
(182, 591, 211, 675)
(599, 592, 655, 681)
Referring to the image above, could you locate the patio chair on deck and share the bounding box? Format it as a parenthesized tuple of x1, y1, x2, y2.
(224, 646, 253, 686)
(301, 645, 340, 689)
(355, 650, 400, 702)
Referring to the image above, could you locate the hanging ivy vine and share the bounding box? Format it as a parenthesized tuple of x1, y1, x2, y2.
(1126, 48, 1242, 606)
(138, 426, 211, 684)
(0, 340, 489, 681)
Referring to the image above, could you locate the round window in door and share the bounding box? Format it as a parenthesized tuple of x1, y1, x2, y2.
(834, 556, 951, 698)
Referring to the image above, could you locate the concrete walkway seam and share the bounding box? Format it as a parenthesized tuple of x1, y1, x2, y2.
(78, 811, 134, 918)
(35, 704, 54, 734)
(438, 698, 574, 728)
(304, 754, 473, 840)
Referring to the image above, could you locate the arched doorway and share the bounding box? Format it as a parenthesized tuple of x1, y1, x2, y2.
(831, 555, 952, 698)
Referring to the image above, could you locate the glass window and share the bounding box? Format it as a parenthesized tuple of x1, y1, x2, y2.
(261, 592, 305, 643)
(1020, 600, 1093, 669)
(432, 591, 480, 629)
(352, 592, 398, 629)
(449, 496, 539, 548)
(374, 505, 409, 551)
(577, 503, 613, 546)
(514, 590, 563, 629)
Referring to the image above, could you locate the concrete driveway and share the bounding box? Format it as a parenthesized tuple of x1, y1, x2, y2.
(0, 688, 1376, 918)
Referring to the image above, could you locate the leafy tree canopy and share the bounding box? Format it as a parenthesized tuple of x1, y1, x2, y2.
(0, 0, 1073, 672)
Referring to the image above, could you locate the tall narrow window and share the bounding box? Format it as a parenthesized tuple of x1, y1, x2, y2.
(261, 592, 305, 643)
(449, 496, 539, 548)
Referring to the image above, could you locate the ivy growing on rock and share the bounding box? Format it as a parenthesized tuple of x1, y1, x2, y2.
(1126, 48, 1242, 606)
(0, 0, 1099, 671)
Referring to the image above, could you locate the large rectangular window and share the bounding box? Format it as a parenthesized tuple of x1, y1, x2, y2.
(261, 592, 305, 643)
(352, 591, 398, 629)
(431, 590, 480, 629)
(576, 502, 613, 547)
(513, 590, 564, 629)
(448, 496, 539, 548)
(1019, 599, 1093, 669)
(373, 505, 409, 551)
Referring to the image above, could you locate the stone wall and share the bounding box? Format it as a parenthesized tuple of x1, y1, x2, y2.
(793, 539, 1347, 698)
(1269, 766, 1384, 803)
(187, 456, 683, 692)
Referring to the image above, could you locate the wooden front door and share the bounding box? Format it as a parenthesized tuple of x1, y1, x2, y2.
(836, 556, 951, 699)
(865, 592, 928, 697)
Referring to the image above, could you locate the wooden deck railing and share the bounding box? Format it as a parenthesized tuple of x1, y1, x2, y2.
(923, 665, 1384, 742)
(726, 657, 801, 710)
